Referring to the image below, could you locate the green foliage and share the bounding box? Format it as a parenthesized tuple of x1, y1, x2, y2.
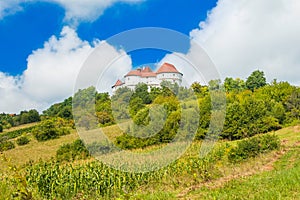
(129, 96, 145, 118)
(0, 113, 14, 129)
(0, 109, 40, 129)
(286, 88, 300, 121)
(43, 97, 73, 119)
(0, 140, 15, 152)
(24, 145, 222, 199)
(222, 91, 282, 140)
(87, 140, 118, 155)
(0, 126, 36, 142)
(195, 95, 211, 139)
(116, 107, 181, 149)
(16, 136, 30, 146)
(33, 118, 72, 142)
(56, 139, 89, 162)
(246, 70, 267, 91)
(13, 109, 41, 126)
(228, 134, 280, 163)
(134, 83, 152, 104)
(191, 82, 205, 96)
(133, 107, 150, 125)
(96, 111, 114, 127)
(208, 79, 222, 91)
(224, 77, 245, 92)
(0, 124, 2, 133)
(111, 87, 133, 120)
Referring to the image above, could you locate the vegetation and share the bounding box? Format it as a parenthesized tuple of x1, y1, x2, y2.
(43, 97, 73, 119)
(0, 126, 36, 142)
(0, 109, 40, 129)
(0, 70, 299, 199)
(16, 136, 30, 146)
(33, 117, 73, 142)
(56, 139, 90, 162)
(0, 140, 15, 152)
(227, 134, 280, 162)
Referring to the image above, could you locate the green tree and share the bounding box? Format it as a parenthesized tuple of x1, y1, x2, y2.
(133, 107, 149, 126)
(149, 87, 162, 101)
(96, 111, 114, 126)
(191, 82, 209, 98)
(208, 79, 221, 91)
(33, 118, 71, 141)
(246, 70, 267, 91)
(134, 83, 151, 104)
(43, 97, 73, 119)
(28, 109, 41, 122)
(129, 97, 145, 117)
(286, 89, 300, 121)
(224, 77, 245, 92)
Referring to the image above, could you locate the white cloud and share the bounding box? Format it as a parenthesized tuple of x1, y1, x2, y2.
(190, 0, 300, 85)
(52, 0, 143, 25)
(0, 1, 23, 19)
(0, 0, 143, 24)
(0, 26, 132, 113)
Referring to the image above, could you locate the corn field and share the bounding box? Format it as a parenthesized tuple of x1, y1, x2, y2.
(23, 149, 222, 199)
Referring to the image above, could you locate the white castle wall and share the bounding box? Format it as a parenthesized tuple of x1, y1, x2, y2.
(113, 70, 183, 92)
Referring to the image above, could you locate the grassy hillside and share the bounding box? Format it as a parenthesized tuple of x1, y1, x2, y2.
(0, 123, 299, 199)
(184, 126, 300, 199)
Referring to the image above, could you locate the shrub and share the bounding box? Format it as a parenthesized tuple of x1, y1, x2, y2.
(0, 126, 35, 142)
(16, 136, 30, 146)
(33, 118, 71, 142)
(56, 139, 89, 162)
(228, 134, 280, 163)
(0, 141, 15, 152)
(0, 125, 3, 133)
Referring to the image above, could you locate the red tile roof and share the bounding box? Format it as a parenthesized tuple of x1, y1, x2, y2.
(112, 79, 124, 88)
(156, 63, 182, 74)
(125, 66, 156, 77)
(142, 66, 152, 73)
(125, 70, 141, 76)
(124, 63, 182, 78)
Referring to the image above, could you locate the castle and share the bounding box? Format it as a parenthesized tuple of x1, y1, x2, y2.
(112, 63, 183, 92)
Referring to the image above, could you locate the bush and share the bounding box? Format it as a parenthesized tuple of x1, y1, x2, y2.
(87, 140, 119, 155)
(228, 134, 280, 163)
(56, 139, 90, 162)
(33, 118, 71, 142)
(0, 125, 3, 133)
(0, 141, 15, 152)
(0, 126, 35, 142)
(16, 136, 30, 146)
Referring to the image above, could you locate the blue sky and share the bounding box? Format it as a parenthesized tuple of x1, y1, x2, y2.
(0, 0, 216, 75)
(0, 0, 299, 113)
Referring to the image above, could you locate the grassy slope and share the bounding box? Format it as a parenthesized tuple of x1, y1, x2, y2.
(0, 123, 127, 171)
(0, 124, 299, 199)
(1, 122, 38, 133)
(129, 94, 299, 199)
(132, 126, 300, 200)
(187, 146, 300, 199)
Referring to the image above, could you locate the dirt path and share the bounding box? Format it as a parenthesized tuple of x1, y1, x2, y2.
(177, 140, 298, 199)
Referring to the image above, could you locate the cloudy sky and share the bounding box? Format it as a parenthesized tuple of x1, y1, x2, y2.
(0, 0, 299, 113)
